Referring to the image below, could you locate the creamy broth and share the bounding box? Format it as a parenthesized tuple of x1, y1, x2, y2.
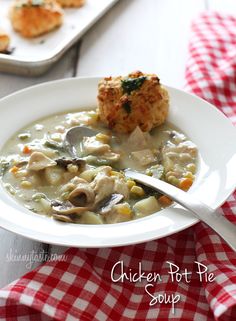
(0, 109, 198, 224)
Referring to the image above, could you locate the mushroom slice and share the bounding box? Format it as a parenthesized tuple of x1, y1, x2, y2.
(27, 152, 57, 171)
(53, 214, 74, 223)
(97, 193, 124, 214)
(68, 184, 95, 207)
(55, 157, 85, 169)
(51, 200, 89, 215)
(14, 158, 28, 167)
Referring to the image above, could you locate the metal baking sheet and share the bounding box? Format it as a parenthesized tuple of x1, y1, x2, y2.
(0, 0, 118, 76)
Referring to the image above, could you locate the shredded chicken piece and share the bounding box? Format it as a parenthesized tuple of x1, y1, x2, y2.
(82, 136, 120, 162)
(131, 149, 156, 166)
(56, 164, 129, 216)
(91, 172, 115, 204)
(27, 152, 56, 171)
(113, 177, 129, 199)
(82, 136, 110, 155)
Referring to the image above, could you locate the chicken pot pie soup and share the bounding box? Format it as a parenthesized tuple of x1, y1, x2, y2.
(0, 73, 198, 225)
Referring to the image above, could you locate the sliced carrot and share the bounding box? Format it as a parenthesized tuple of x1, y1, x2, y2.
(22, 145, 31, 154)
(158, 195, 173, 207)
(10, 166, 19, 174)
(179, 178, 193, 191)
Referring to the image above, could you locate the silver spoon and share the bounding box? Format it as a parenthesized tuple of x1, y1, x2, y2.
(64, 126, 98, 157)
(125, 170, 236, 252)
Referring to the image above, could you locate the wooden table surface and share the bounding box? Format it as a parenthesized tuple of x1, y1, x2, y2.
(0, 0, 235, 288)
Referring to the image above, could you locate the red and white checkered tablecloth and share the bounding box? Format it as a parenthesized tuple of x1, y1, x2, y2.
(0, 12, 236, 321)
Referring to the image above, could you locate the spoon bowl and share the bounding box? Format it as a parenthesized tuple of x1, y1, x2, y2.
(64, 126, 98, 157)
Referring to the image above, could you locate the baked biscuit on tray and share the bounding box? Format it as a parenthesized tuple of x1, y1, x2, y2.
(56, 0, 85, 8)
(9, 0, 63, 38)
(0, 29, 10, 52)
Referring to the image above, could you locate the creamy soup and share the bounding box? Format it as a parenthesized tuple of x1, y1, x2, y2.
(0, 109, 198, 224)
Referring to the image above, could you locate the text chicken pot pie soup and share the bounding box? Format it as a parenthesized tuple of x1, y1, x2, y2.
(0, 72, 198, 225)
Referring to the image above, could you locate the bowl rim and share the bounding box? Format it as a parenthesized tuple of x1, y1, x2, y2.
(0, 76, 235, 248)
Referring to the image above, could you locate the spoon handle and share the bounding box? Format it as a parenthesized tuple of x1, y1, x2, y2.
(125, 170, 236, 252)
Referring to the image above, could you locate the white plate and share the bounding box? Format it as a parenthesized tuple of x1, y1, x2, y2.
(0, 0, 118, 75)
(0, 77, 235, 247)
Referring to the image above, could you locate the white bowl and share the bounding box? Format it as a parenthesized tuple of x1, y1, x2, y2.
(0, 77, 235, 247)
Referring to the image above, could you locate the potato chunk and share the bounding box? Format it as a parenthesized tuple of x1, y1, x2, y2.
(44, 166, 64, 185)
(131, 149, 156, 166)
(80, 211, 103, 224)
(133, 196, 161, 217)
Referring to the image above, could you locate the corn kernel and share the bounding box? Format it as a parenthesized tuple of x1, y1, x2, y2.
(167, 175, 179, 186)
(186, 163, 196, 174)
(165, 171, 177, 179)
(126, 179, 136, 189)
(20, 180, 32, 189)
(184, 171, 194, 179)
(15, 170, 28, 178)
(111, 171, 124, 179)
(130, 186, 145, 197)
(51, 133, 63, 142)
(116, 204, 132, 216)
(67, 164, 79, 173)
(96, 133, 110, 143)
(145, 170, 152, 176)
(88, 111, 98, 123)
(55, 125, 65, 133)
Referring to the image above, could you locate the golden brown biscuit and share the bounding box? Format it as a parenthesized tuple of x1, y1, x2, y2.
(0, 29, 10, 52)
(97, 71, 169, 133)
(9, 0, 63, 38)
(56, 0, 85, 7)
